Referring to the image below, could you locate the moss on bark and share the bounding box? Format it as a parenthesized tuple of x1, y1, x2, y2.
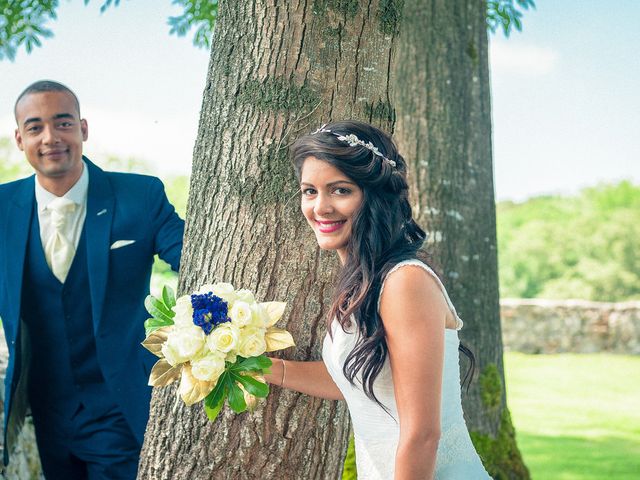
(377, 0, 405, 35)
(225, 144, 297, 207)
(479, 362, 502, 410)
(466, 40, 479, 65)
(470, 408, 531, 480)
(365, 99, 396, 124)
(237, 77, 320, 113)
(313, 0, 359, 17)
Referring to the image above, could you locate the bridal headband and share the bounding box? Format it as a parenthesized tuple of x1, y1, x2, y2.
(310, 124, 397, 168)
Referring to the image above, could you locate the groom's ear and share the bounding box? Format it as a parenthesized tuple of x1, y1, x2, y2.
(81, 118, 88, 141)
(14, 127, 24, 151)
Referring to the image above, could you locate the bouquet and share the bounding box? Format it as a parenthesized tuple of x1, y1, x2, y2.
(141, 282, 295, 421)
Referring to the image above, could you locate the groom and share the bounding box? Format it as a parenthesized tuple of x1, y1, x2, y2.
(0, 80, 184, 478)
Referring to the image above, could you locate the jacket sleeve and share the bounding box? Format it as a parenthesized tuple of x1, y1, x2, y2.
(146, 177, 185, 272)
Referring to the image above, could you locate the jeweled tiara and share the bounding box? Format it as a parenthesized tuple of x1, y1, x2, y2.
(310, 124, 397, 168)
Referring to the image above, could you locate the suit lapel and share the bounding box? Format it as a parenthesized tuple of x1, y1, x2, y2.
(84, 159, 114, 333)
(5, 178, 35, 340)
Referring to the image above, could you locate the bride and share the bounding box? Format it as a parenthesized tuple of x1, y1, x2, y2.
(265, 120, 491, 479)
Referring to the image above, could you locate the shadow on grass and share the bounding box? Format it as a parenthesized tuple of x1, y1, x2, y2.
(518, 432, 640, 480)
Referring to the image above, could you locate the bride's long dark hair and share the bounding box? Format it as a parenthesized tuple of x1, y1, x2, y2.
(291, 120, 474, 407)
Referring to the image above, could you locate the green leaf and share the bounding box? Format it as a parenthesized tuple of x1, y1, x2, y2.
(204, 384, 226, 422)
(144, 295, 174, 322)
(162, 285, 177, 309)
(226, 377, 247, 413)
(233, 355, 272, 372)
(144, 317, 173, 335)
(232, 373, 270, 398)
(205, 372, 228, 408)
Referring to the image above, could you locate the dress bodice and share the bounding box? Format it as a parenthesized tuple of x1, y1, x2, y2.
(322, 260, 491, 479)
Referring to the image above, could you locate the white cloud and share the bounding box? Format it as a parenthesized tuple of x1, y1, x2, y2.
(0, 115, 16, 135)
(84, 107, 195, 176)
(490, 41, 559, 76)
(0, 115, 23, 162)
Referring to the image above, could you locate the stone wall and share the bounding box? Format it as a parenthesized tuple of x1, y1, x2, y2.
(501, 299, 640, 354)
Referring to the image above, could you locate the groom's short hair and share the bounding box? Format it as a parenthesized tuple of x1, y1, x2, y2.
(14, 80, 81, 120)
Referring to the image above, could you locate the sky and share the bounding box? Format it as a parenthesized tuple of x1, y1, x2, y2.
(1, 1, 638, 202)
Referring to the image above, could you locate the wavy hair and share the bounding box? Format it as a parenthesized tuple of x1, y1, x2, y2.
(291, 120, 474, 407)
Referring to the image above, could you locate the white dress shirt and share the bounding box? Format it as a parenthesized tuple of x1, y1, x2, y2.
(35, 161, 89, 254)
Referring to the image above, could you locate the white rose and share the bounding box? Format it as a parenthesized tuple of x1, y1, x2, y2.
(235, 289, 256, 305)
(210, 282, 237, 304)
(229, 301, 253, 327)
(172, 295, 194, 327)
(191, 352, 226, 382)
(206, 323, 240, 353)
(161, 342, 183, 366)
(225, 351, 237, 364)
(162, 325, 205, 366)
(237, 327, 267, 358)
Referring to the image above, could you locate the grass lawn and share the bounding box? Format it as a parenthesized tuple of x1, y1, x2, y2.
(505, 352, 640, 480)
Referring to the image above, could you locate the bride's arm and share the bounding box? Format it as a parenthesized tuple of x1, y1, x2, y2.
(264, 359, 345, 401)
(380, 265, 449, 480)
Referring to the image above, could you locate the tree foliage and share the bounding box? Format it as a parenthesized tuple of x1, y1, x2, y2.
(486, 0, 536, 37)
(0, 0, 56, 61)
(1, 0, 532, 61)
(0, 0, 218, 60)
(498, 181, 640, 302)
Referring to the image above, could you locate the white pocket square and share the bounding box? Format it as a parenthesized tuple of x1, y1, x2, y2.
(110, 240, 136, 250)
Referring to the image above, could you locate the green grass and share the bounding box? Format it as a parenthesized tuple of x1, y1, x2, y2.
(505, 352, 640, 479)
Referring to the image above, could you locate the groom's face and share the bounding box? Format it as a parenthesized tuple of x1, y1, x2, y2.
(14, 90, 88, 185)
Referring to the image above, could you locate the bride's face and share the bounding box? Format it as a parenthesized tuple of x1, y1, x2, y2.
(300, 156, 363, 264)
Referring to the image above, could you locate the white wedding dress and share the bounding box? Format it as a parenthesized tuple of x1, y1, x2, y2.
(322, 260, 491, 479)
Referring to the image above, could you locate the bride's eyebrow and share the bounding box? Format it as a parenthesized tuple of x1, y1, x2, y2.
(299, 180, 356, 187)
(327, 180, 356, 187)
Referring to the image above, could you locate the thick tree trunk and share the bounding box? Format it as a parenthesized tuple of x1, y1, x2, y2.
(138, 1, 399, 478)
(392, 1, 529, 478)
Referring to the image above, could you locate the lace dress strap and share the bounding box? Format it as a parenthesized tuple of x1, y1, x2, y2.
(378, 259, 463, 330)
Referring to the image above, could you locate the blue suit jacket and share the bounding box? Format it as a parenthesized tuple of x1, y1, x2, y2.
(0, 158, 184, 464)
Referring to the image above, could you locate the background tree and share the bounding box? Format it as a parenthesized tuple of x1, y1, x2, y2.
(392, 1, 528, 477)
(498, 181, 640, 302)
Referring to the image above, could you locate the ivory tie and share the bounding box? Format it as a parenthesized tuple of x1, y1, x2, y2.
(45, 197, 77, 283)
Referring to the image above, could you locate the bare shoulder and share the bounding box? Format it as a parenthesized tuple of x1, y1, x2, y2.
(379, 263, 450, 328)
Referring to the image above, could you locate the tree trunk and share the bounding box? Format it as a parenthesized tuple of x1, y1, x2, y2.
(392, 1, 529, 478)
(137, 1, 399, 478)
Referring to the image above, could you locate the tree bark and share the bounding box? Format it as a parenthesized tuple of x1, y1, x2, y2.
(138, 1, 399, 478)
(392, 1, 529, 478)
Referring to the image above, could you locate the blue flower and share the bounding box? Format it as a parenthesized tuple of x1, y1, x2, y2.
(190, 292, 230, 335)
